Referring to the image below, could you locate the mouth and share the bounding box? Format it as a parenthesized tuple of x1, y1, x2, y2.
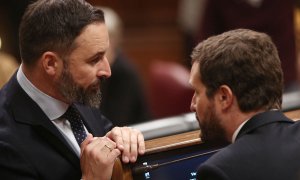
(88, 80, 100, 92)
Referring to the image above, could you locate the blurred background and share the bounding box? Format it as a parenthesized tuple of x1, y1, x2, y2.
(1, 0, 300, 127)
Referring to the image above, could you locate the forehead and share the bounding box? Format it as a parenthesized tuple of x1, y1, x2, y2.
(189, 62, 200, 86)
(70, 23, 109, 57)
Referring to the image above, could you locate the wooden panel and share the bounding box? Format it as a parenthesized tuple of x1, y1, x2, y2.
(145, 130, 200, 154)
(284, 109, 300, 120)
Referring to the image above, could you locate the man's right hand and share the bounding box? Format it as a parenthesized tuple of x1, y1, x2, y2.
(80, 134, 121, 180)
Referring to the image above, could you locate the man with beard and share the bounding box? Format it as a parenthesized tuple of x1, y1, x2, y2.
(0, 0, 145, 179)
(189, 29, 300, 180)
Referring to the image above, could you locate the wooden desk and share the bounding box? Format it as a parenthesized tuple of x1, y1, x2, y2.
(112, 109, 300, 180)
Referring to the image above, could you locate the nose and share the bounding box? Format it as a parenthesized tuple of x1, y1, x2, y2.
(97, 56, 111, 78)
(190, 93, 196, 112)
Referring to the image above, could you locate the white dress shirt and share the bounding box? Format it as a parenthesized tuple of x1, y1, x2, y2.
(17, 64, 88, 156)
(231, 120, 249, 143)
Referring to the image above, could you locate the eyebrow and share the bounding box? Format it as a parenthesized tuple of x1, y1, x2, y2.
(85, 51, 105, 61)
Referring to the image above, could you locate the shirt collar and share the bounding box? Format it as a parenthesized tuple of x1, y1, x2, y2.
(231, 119, 249, 143)
(17, 64, 68, 120)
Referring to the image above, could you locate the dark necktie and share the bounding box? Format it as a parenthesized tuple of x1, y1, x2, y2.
(62, 105, 87, 146)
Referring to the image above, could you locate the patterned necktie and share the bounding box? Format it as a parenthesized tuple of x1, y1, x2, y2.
(62, 105, 87, 146)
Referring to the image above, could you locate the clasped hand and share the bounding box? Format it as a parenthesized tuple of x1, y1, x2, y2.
(80, 127, 145, 180)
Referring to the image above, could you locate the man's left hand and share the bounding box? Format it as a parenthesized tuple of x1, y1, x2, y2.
(105, 127, 145, 163)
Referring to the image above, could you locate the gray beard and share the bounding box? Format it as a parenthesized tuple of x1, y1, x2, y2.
(58, 67, 102, 108)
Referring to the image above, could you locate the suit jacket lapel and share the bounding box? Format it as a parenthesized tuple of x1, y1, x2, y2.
(236, 111, 293, 140)
(75, 103, 112, 137)
(7, 76, 80, 170)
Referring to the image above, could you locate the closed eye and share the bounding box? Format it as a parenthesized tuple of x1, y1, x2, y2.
(88, 52, 105, 65)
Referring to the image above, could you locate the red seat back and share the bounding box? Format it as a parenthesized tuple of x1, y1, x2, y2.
(147, 60, 194, 119)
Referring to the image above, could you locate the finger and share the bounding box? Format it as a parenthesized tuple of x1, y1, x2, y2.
(100, 143, 121, 165)
(83, 137, 107, 157)
(120, 127, 131, 163)
(101, 144, 113, 154)
(129, 129, 138, 162)
(137, 132, 145, 155)
(99, 138, 117, 154)
(104, 137, 117, 149)
(101, 143, 115, 153)
(107, 149, 121, 163)
(106, 127, 124, 151)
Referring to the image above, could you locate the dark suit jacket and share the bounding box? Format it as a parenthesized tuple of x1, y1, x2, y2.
(0, 74, 113, 179)
(197, 111, 300, 180)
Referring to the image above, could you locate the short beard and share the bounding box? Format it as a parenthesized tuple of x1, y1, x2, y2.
(199, 102, 228, 143)
(58, 65, 102, 108)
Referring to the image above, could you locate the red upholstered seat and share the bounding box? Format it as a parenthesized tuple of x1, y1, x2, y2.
(147, 60, 194, 119)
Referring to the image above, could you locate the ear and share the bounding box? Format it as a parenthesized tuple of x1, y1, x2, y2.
(41, 52, 61, 76)
(216, 85, 233, 110)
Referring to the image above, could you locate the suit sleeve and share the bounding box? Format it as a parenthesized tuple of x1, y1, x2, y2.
(88, 107, 113, 135)
(197, 164, 230, 180)
(0, 141, 38, 179)
(101, 113, 113, 132)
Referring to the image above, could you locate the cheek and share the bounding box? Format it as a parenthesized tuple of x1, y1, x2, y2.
(72, 68, 96, 87)
(196, 104, 205, 120)
(196, 96, 211, 119)
(196, 96, 205, 113)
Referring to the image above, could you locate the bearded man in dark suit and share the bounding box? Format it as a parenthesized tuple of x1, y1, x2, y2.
(189, 29, 300, 180)
(0, 0, 145, 179)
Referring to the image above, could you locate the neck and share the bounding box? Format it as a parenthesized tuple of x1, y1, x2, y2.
(22, 64, 66, 102)
(224, 109, 265, 142)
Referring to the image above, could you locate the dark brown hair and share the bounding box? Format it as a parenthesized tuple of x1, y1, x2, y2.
(19, 0, 105, 66)
(191, 29, 283, 112)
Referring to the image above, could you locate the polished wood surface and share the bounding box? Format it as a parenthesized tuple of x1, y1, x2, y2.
(112, 109, 300, 180)
(112, 158, 132, 180)
(111, 130, 202, 180)
(145, 130, 201, 154)
(284, 109, 300, 121)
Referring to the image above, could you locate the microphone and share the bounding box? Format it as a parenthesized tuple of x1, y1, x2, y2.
(132, 148, 222, 174)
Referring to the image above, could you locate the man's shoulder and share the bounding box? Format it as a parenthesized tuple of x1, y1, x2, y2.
(203, 143, 238, 165)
